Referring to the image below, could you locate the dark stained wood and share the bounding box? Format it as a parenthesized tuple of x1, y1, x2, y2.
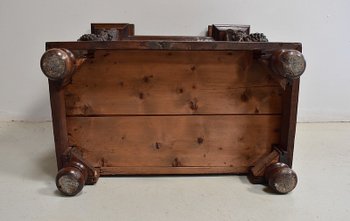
(280, 79, 300, 167)
(56, 160, 87, 196)
(65, 50, 282, 116)
(48, 81, 69, 169)
(60, 147, 100, 185)
(125, 36, 214, 41)
(46, 41, 302, 51)
(66, 115, 281, 172)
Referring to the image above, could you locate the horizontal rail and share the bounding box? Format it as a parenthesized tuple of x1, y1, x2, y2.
(46, 41, 302, 51)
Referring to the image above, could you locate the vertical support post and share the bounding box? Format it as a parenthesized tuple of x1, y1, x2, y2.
(280, 79, 300, 167)
(48, 80, 69, 169)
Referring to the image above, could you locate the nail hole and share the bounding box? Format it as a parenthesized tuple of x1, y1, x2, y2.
(197, 137, 204, 144)
(176, 87, 184, 94)
(172, 158, 181, 167)
(190, 100, 198, 111)
(240, 89, 251, 102)
(143, 75, 154, 83)
(139, 92, 144, 99)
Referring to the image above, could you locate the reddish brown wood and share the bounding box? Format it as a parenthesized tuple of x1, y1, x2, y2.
(46, 41, 301, 51)
(48, 81, 69, 169)
(56, 147, 100, 196)
(66, 115, 281, 171)
(280, 79, 300, 167)
(125, 35, 214, 41)
(65, 50, 282, 116)
(101, 166, 249, 175)
(250, 150, 280, 177)
(42, 23, 305, 195)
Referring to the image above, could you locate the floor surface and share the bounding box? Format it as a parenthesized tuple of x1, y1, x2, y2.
(0, 122, 349, 220)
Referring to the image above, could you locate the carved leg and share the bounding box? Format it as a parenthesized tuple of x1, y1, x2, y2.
(56, 147, 99, 196)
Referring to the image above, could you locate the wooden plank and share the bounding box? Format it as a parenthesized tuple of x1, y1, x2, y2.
(48, 81, 69, 169)
(65, 50, 282, 115)
(46, 41, 302, 51)
(100, 166, 249, 175)
(125, 36, 214, 41)
(280, 79, 300, 167)
(67, 115, 281, 171)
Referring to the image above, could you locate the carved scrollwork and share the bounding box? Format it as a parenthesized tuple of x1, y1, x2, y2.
(78, 28, 118, 41)
(226, 29, 268, 42)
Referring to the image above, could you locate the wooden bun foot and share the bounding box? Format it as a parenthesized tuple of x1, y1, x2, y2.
(56, 161, 88, 196)
(40, 48, 76, 81)
(270, 49, 306, 80)
(264, 162, 297, 194)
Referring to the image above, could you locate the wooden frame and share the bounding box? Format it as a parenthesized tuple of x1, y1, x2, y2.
(41, 23, 305, 196)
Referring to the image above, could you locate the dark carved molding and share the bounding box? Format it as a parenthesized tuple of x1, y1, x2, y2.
(226, 29, 268, 42)
(78, 28, 118, 41)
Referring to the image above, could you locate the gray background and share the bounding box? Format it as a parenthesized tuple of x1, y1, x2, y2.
(1, 0, 349, 121)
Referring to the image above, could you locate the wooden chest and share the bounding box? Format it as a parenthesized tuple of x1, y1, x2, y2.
(40, 23, 306, 196)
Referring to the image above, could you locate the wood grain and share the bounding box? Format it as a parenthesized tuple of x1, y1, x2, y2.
(280, 79, 300, 167)
(67, 115, 281, 174)
(65, 50, 282, 116)
(100, 166, 249, 175)
(49, 81, 69, 169)
(46, 41, 302, 51)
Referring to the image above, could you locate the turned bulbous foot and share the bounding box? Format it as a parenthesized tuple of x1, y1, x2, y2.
(271, 49, 306, 80)
(40, 48, 76, 80)
(264, 162, 298, 194)
(56, 162, 87, 196)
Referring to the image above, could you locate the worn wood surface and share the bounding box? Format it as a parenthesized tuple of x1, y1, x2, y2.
(66, 115, 281, 174)
(100, 166, 249, 175)
(44, 23, 303, 196)
(49, 81, 69, 169)
(125, 36, 214, 41)
(264, 162, 298, 194)
(65, 50, 282, 116)
(46, 41, 301, 51)
(250, 149, 279, 177)
(280, 79, 300, 167)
